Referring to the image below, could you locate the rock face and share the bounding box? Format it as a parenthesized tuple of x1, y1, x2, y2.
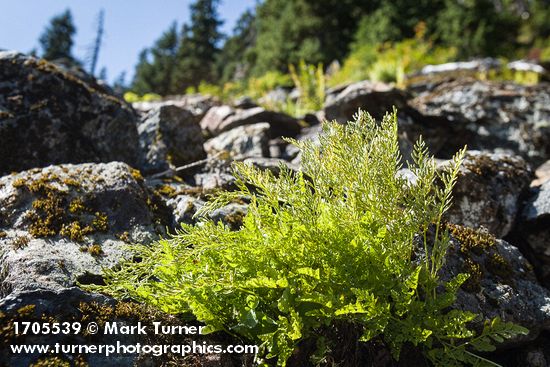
(444, 151, 532, 238)
(0, 52, 139, 175)
(137, 104, 206, 173)
(204, 123, 270, 159)
(200, 105, 301, 138)
(512, 179, 550, 288)
(440, 229, 550, 342)
(0, 162, 167, 297)
(324, 80, 411, 123)
(410, 79, 550, 165)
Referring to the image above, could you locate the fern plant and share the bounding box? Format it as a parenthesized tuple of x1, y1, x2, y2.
(96, 109, 527, 366)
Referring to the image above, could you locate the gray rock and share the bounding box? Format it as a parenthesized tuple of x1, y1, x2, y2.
(137, 104, 206, 174)
(200, 105, 301, 138)
(440, 234, 550, 343)
(204, 123, 270, 159)
(132, 93, 219, 119)
(444, 151, 532, 238)
(323, 80, 411, 123)
(0, 52, 139, 175)
(242, 157, 299, 175)
(209, 203, 248, 230)
(513, 179, 550, 288)
(0, 162, 167, 297)
(410, 79, 550, 166)
(0, 288, 250, 366)
(533, 160, 550, 187)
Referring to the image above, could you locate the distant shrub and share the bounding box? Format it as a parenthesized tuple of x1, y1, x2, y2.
(328, 36, 457, 87)
(246, 71, 293, 100)
(123, 92, 162, 103)
(95, 109, 527, 366)
(288, 60, 325, 114)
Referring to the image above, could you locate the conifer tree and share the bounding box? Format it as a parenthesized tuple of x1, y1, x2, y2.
(173, 0, 223, 90)
(132, 22, 179, 95)
(39, 9, 78, 63)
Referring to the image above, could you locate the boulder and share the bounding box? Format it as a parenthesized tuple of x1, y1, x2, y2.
(0, 162, 169, 297)
(0, 288, 251, 366)
(132, 93, 219, 119)
(323, 80, 411, 123)
(439, 227, 550, 343)
(409, 79, 550, 165)
(200, 105, 301, 138)
(444, 151, 532, 238)
(0, 52, 139, 175)
(204, 123, 270, 159)
(137, 104, 206, 174)
(512, 178, 550, 288)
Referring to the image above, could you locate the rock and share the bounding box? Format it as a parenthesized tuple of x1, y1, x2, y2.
(0, 288, 251, 366)
(204, 123, 270, 159)
(200, 105, 301, 138)
(137, 104, 206, 174)
(532, 160, 550, 187)
(242, 157, 299, 175)
(0, 162, 169, 297)
(418, 58, 501, 75)
(512, 179, 550, 288)
(444, 151, 532, 238)
(132, 93, 219, 119)
(209, 203, 248, 230)
(258, 87, 291, 107)
(409, 79, 550, 165)
(507, 60, 546, 74)
(323, 80, 411, 123)
(193, 159, 236, 191)
(233, 96, 258, 109)
(0, 52, 139, 175)
(439, 227, 550, 343)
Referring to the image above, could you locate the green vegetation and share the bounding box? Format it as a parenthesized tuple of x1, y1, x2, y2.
(38, 9, 79, 65)
(126, 0, 549, 98)
(97, 109, 527, 366)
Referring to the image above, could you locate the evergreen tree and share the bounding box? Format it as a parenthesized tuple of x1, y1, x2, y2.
(436, 0, 521, 57)
(217, 9, 257, 83)
(173, 0, 223, 90)
(251, 0, 366, 76)
(39, 9, 78, 63)
(131, 22, 179, 95)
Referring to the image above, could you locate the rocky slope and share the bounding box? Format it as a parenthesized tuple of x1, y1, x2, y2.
(1, 53, 550, 366)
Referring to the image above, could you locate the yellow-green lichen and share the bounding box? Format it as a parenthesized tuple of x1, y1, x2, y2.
(446, 223, 496, 256)
(12, 173, 110, 242)
(462, 258, 483, 292)
(88, 244, 103, 257)
(486, 252, 513, 282)
(12, 235, 30, 250)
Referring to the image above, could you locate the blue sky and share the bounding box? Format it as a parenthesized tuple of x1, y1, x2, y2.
(0, 0, 257, 84)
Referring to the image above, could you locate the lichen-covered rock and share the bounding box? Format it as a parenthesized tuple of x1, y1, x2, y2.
(0, 288, 252, 367)
(0, 51, 139, 175)
(443, 151, 532, 238)
(200, 105, 301, 138)
(137, 104, 206, 174)
(204, 123, 270, 159)
(323, 80, 411, 123)
(0, 162, 169, 297)
(439, 226, 550, 343)
(409, 79, 550, 165)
